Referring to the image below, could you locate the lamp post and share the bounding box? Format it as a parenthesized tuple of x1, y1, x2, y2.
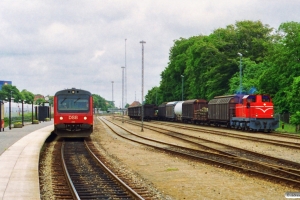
(9, 91, 14, 130)
(181, 75, 184, 101)
(21, 99, 24, 126)
(111, 81, 114, 107)
(140, 40, 146, 132)
(237, 52, 243, 94)
(0, 100, 3, 132)
(125, 38, 127, 108)
(31, 101, 34, 124)
(121, 66, 125, 123)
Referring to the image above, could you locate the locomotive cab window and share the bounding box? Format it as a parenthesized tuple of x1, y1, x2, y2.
(262, 95, 270, 102)
(247, 95, 256, 103)
(57, 94, 90, 113)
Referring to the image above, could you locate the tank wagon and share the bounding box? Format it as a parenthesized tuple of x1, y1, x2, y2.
(53, 88, 93, 138)
(182, 99, 208, 124)
(174, 101, 184, 121)
(165, 101, 178, 121)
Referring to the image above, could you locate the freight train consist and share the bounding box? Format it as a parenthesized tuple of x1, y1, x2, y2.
(128, 94, 279, 132)
(53, 88, 93, 138)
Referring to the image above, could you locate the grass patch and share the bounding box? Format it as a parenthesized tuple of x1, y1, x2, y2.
(165, 168, 179, 172)
(275, 122, 300, 135)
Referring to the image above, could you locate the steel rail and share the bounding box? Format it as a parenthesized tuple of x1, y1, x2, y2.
(122, 118, 300, 174)
(101, 117, 300, 189)
(149, 120, 300, 149)
(61, 141, 81, 200)
(84, 140, 144, 200)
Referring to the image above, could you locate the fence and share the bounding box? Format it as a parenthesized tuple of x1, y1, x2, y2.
(274, 113, 290, 123)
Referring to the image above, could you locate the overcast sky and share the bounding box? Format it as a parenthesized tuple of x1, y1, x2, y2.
(1, 0, 299, 107)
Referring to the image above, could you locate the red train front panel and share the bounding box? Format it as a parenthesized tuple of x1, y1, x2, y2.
(54, 89, 93, 137)
(231, 94, 279, 131)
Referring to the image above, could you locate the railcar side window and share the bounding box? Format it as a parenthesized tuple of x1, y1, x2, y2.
(247, 95, 256, 102)
(57, 94, 90, 113)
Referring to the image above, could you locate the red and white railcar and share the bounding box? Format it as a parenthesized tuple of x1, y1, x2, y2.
(53, 88, 93, 138)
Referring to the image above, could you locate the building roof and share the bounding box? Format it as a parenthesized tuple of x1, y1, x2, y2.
(129, 101, 141, 107)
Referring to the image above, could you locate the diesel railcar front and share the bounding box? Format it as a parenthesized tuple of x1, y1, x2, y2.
(54, 88, 93, 138)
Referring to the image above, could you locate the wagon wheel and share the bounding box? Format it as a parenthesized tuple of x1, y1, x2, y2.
(226, 123, 231, 128)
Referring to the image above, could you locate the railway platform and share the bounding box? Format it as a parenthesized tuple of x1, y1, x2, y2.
(0, 121, 53, 199)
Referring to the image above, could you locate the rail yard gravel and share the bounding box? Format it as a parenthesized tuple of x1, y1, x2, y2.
(39, 116, 299, 199)
(89, 116, 299, 200)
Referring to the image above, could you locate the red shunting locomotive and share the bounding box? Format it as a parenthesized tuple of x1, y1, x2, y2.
(231, 94, 278, 132)
(53, 88, 93, 138)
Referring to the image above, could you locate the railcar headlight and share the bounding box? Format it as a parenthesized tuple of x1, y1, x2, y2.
(60, 117, 63, 120)
(256, 114, 258, 117)
(84, 117, 87, 120)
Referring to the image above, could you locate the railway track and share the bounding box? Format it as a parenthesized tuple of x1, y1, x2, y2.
(102, 116, 300, 189)
(138, 119, 300, 150)
(267, 132, 300, 140)
(120, 118, 300, 175)
(46, 137, 149, 199)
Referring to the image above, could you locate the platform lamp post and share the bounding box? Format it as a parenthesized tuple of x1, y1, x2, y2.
(0, 100, 4, 132)
(21, 99, 24, 127)
(121, 66, 125, 123)
(237, 52, 243, 94)
(181, 75, 184, 101)
(31, 100, 34, 124)
(9, 91, 14, 130)
(140, 40, 146, 132)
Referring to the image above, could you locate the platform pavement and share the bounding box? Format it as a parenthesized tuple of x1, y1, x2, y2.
(0, 120, 54, 199)
(0, 121, 54, 155)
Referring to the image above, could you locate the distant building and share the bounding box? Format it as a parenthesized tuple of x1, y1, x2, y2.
(34, 94, 45, 101)
(0, 80, 12, 90)
(129, 101, 141, 107)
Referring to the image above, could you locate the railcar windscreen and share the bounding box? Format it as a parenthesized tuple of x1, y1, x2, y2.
(57, 94, 90, 113)
(262, 95, 271, 102)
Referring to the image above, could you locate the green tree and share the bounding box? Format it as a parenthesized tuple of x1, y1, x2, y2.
(145, 86, 160, 104)
(259, 21, 300, 113)
(290, 111, 300, 132)
(20, 89, 35, 104)
(0, 85, 23, 102)
(36, 98, 45, 105)
(92, 94, 111, 111)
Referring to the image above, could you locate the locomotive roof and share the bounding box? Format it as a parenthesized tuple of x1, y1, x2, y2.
(55, 88, 92, 96)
